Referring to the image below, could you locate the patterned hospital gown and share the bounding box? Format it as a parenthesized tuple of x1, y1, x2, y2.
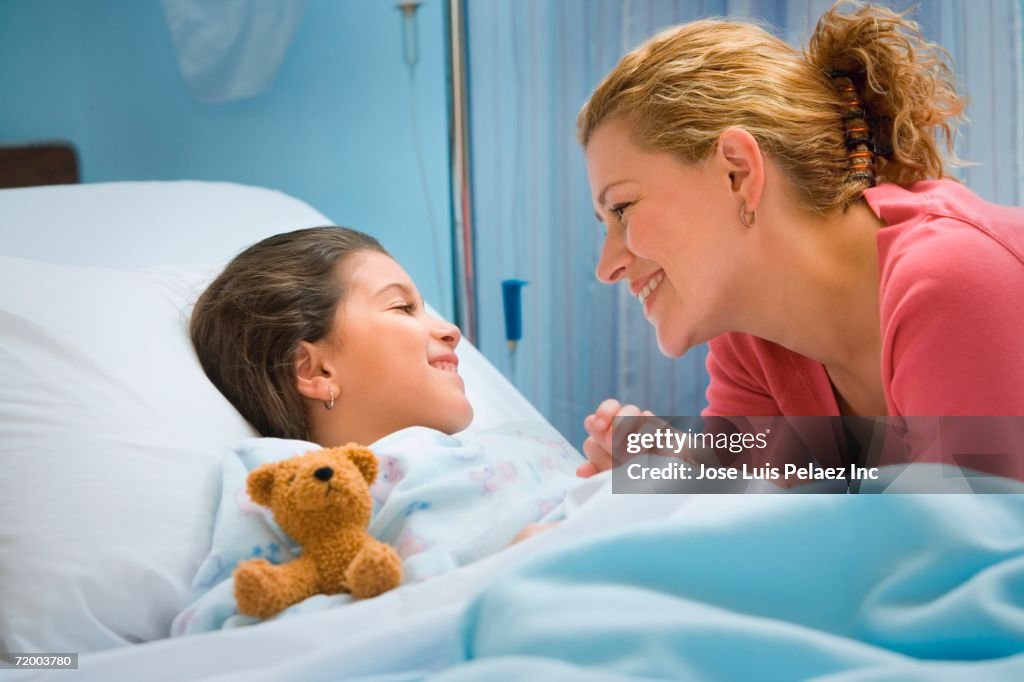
(172, 421, 581, 635)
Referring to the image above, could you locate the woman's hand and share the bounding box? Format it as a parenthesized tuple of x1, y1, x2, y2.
(577, 398, 655, 477)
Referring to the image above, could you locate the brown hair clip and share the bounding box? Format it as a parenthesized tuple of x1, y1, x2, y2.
(827, 69, 877, 187)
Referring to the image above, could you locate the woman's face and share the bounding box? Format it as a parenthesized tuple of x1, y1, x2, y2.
(585, 118, 744, 357)
(321, 251, 473, 437)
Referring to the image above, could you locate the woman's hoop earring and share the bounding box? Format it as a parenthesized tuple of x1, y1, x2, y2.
(739, 201, 756, 228)
(324, 387, 335, 410)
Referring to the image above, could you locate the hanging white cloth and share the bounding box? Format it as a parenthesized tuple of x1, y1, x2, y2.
(161, 0, 307, 104)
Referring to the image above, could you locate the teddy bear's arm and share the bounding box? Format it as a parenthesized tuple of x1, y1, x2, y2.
(234, 556, 321, 619)
(345, 539, 403, 599)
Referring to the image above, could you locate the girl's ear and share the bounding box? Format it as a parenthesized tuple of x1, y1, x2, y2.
(294, 340, 335, 403)
(716, 127, 765, 213)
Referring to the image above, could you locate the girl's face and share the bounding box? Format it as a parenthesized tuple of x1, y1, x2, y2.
(319, 251, 473, 437)
(585, 118, 747, 357)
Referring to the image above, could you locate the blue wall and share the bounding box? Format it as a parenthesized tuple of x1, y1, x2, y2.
(0, 0, 454, 316)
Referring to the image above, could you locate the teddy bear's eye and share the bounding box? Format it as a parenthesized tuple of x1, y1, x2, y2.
(287, 474, 296, 484)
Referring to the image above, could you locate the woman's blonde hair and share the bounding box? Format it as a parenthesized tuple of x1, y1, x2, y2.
(577, 0, 966, 214)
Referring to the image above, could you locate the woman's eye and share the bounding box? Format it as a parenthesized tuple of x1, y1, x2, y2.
(392, 302, 417, 314)
(610, 203, 631, 221)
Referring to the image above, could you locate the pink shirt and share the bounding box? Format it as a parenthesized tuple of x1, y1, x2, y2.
(704, 180, 1024, 417)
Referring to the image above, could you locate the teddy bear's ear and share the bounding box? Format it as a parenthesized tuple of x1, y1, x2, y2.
(246, 462, 279, 507)
(343, 444, 378, 485)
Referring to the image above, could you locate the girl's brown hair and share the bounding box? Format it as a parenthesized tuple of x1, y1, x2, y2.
(577, 0, 966, 214)
(189, 226, 388, 440)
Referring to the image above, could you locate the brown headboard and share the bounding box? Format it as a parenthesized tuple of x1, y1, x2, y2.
(0, 141, 80, 188)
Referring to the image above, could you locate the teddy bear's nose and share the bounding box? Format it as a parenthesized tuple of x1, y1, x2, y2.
(313, 467, 334, 482)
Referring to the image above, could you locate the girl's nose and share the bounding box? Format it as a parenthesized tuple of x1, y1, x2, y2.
(433, 318, 461, 347)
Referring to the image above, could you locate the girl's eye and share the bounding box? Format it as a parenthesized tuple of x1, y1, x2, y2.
(393, 302, 417, 315)
(610, 203, 631, 221)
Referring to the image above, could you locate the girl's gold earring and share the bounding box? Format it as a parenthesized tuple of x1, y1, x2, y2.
(739, 201, 756, 228)
(324, 387, 335, 410)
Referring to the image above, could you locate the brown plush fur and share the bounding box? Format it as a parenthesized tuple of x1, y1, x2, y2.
(234, 444, 402, 619)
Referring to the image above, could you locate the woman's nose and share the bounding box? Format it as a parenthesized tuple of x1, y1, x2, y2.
(595, 232, 630, 284)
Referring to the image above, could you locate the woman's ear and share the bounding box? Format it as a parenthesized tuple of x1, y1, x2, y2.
(716, 127, 765, 213)
(294, 340, 335, 403)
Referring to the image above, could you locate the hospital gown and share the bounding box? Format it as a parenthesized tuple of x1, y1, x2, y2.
(171, 422, 581, 635)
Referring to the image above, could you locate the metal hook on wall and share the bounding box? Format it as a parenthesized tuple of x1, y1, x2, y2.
(396, 1, 422, 69)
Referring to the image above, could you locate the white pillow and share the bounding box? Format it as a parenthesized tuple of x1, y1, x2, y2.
(0, 256, 257, 654)
(0, 180, 331, 269)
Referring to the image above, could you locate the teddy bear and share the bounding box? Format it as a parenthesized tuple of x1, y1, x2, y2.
(233, 444, 403, 619)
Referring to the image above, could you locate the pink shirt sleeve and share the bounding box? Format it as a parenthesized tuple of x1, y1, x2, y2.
(881, 219, 1024, 416)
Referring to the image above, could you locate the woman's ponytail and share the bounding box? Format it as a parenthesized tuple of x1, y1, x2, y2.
(806, 1, 967, 189)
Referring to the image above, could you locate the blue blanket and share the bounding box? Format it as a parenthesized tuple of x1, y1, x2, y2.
(387, 493, 1024, 680)
(31, 477, 1024, 681)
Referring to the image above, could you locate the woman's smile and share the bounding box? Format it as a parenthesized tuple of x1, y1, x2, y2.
(638, 270, 665, 314)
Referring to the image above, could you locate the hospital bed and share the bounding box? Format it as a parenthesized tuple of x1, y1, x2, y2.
(1, 182, 1021, 681)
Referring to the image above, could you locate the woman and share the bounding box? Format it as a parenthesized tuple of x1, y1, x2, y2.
(577, 1, 1024, 476)
(190, 226, 474, 447)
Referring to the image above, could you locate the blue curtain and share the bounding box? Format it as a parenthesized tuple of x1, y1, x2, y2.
(464, 0, 1024, 447)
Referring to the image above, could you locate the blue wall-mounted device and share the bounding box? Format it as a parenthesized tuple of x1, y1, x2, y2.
(501, 279, 528, 351)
